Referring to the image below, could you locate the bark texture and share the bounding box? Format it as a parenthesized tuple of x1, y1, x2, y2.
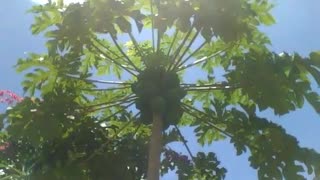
(147, 113, 163, 180)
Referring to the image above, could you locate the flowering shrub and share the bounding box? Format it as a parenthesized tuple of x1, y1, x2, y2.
(0, 142, 10, 151)
(0, 90, 23, 105)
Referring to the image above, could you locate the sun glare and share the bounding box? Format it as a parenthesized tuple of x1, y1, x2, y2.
(31, 0, 85, 4)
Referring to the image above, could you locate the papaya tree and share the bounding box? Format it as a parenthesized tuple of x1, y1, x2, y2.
(1, 0, 320, 179)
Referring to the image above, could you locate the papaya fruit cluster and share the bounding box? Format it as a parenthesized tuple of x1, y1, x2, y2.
(131, 67, 186, 129)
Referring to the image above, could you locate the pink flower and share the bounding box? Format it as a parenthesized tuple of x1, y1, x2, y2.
(0, 90, 23, 105)
(0, 142, 10, 151)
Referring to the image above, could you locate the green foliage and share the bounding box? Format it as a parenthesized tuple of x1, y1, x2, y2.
(226, 51, 320, 115)
(0, 89, 149, 179)
(2, 0, 320, 179)
(187, 99, 320, 179)
(162, 149, 226, 180)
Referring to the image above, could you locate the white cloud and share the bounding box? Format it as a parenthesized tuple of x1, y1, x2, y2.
(31, 0, 85, 5)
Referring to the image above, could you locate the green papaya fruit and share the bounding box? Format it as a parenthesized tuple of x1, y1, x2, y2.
(135, 99, 144, 110)
(150, 96, 166, 113)
(165, 105, 183, 125)
(165, 88, 181, 101)
(164, 72, 180, 88)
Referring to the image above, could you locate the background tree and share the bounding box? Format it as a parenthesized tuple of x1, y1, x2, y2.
(1, 0, 320, 179)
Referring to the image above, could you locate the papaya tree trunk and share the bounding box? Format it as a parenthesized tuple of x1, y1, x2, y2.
(147, 112, 163, 180)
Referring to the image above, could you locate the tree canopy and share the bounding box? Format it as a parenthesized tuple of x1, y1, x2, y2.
(1, 0, 320, 179)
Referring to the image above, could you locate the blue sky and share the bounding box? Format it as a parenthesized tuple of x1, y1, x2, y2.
(0, 0, 319, 179)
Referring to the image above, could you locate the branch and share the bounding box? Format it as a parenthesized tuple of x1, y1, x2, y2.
(167, 30, 179, 57)
(86, 112, 141, 162)
(91, 43, 138, 77)
(132, 121, 142, 138)
(173, 125, 195, 162)
(168, 24, 195, 70)
(171, 29, 201, 71)
(93, 38, 124, 60)
(176, 45, 233, 72)
(114, 120, 133, 138)
(128, 32, 144, 57)
(87, 97, 137, 114)
(175, 41, 207, 70)
(157, 29, 161, 53)
(110, 35, 141, 72)
(112, 113, 141, 138)
(83, 94, 136, 109)
(182, 103, 263, 154)
(80, 86, 131, 91)
(94, 38, 140, 72)
(181, 103, 233, 138)
(65, 76, 133, 85)
(150, 0, 155, 53)
(96, 102, 135, 123)
(182, 83, 240, 91)
(85, 120, 132, 162)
